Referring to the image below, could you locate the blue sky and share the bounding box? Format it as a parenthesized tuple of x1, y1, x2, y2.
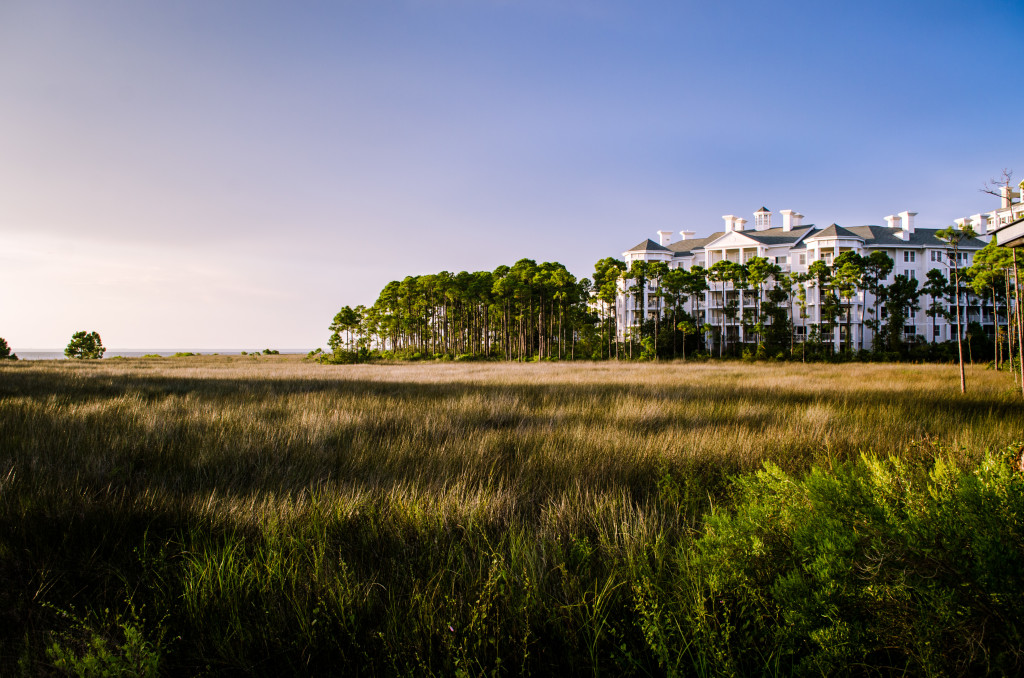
(2, 0, 1022, 349)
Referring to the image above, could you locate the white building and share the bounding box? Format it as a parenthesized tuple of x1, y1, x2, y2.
(988, 180, 1024, 248)
(616, 197, 1010, 350)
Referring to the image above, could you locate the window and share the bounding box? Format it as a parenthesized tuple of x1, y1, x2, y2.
(930, 251, 940, 262)
(933, 325, 941, 337)
(904, 270, 916, 280)
(775, 256, 787, 265)
(904, 325, 916, 337)
(881, 307, 888, 318)
(904, 251, 916, 263)
(798, 254, 806, 266)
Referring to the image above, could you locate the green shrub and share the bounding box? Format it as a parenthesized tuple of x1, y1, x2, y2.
(639, 337, 657, 361)
(657, 444, 1024, 676)
(45, 604, 163, 677)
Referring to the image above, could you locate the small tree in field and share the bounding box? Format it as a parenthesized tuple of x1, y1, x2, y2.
(937, 223, 977, 393)
(65, 331, 105, 359)
(0, 337, 17, 360)
(677, 320, 698, 360)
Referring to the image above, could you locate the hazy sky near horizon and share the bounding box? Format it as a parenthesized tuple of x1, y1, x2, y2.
(2, 0, 1023, 349)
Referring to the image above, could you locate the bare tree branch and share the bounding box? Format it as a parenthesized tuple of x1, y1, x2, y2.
(980, 168, 1014, 198)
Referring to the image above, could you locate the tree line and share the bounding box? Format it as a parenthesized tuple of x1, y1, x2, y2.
(323, 238, 1024, 374)
(325, 260, 594, 363)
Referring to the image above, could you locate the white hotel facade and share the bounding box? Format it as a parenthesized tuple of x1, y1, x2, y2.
(616, 184, 1024, 350)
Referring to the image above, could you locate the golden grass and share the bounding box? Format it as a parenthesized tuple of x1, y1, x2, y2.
(3, 356, 1023, 674)
(3, 356, 1020, 530)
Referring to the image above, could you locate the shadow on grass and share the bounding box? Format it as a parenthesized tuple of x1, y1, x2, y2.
(2, 368, 1021, 508)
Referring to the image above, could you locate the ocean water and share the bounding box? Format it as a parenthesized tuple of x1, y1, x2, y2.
(12, 349, 312, 361)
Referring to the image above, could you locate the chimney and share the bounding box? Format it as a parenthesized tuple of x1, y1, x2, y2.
(678, 230, 696, 241)
(898, 210, 917, 234)
(1000, 185, 1020, 209)
(884, 214, 899, 230)
(657, 230, 673, 246)
(780, 209, 795, 232)
(734, 217, 747, 232)
(722, 215, 736, 233)
(793, 213, 804, 227)
(969, 213, 987, 236)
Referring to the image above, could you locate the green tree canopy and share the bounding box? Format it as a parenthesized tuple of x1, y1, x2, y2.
(0, 337, 17, 360)
(65, 331, 105, 359)
(885, 274, 921, 351)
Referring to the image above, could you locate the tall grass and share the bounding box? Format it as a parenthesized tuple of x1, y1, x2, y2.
(1, 357, 1022, 674)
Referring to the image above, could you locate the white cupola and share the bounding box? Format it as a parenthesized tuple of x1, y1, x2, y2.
(754, 207, 771, 231)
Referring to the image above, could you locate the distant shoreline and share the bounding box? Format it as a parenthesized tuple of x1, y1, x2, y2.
(13, 350, 314, 361)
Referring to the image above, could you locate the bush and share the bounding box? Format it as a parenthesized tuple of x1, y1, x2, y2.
(325, 349, 368, 364)
(46, 604, 162, 677)
(646, 444, 1024, 676)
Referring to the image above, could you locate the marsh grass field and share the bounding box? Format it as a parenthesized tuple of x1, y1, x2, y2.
(2, 357, 1024, 675)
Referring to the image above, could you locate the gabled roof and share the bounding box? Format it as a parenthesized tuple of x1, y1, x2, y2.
(846, 226, 987, 249)
(664, 226, 816, 255)
(667, 232, 725, 256)
(805, 223, 863, 241)
(844, 225, 905, 246)
(740, 226, 816, 246)
(755, 206, 770, 213)
(625, 238, 671, 253)
(623, 223, 987, 261)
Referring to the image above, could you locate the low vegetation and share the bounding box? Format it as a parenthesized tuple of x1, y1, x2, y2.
(1, 357, 1022, 675)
